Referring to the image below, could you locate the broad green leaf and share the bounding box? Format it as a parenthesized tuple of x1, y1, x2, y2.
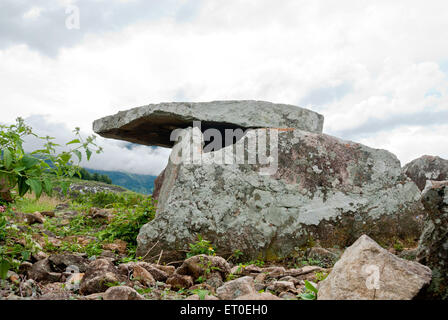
(2, 149, 12, 170)
(300, 293, 316, 300)
(66, 139, 81, 145)
(18, 176, 30, 197)
(73, 150, 82, 162)
(304, 280, 318, 294)
(26, 178, 42, 198)
(21, 155, 39, 169)
(86, 148, 92, 161)
(43, 179, 53, 196)
(13, 166, 26, 173)
(59, 153, 72, 164)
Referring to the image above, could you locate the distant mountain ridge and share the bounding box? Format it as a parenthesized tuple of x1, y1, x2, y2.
(85, 168, 157, 195)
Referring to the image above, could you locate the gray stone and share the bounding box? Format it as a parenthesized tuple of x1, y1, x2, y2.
(103, 286, 145, 300)
(136, 128, 424, 262)
(416, 180, 448, 299)
(93, 100, 324, 148)
(216, 276, 256, 300)
(403, 155, 448, 191)
(318, 235, 432, 300)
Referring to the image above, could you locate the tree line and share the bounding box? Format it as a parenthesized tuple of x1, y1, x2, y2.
(78, 168, 112, 185)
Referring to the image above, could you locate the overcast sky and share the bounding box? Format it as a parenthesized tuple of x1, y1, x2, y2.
(1, 0, 447, 175)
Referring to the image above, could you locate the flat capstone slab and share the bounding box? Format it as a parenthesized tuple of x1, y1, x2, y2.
(92, 100, 324, 148)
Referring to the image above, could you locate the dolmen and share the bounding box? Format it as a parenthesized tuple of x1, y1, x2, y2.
(94, 100, 424, 262)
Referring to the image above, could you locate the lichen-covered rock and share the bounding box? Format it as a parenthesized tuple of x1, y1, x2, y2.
(137, 128, 424, 262)
(403, 155, 448, 191)
(93, 100, 324, 148)
(318, 235, 432, 300)
(417, 180, 448, 299)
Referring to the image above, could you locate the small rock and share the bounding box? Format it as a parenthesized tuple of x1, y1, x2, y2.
(185, 294, 219, 300)
(49, 254, 90, 273)
(24, 212, 45, 224)
(235, 292, 281, 300)
(263, 266, 286, 278)
(279, 292, 298, 300)
(176, 254, 231, 281)
(79, 259, 123, 295)
(41, 211, 55, 218)
(254, 272, 268, 283)
(285, 266, 324, 277)
(132, 265, 156, 287)
(152, 264, 175, 276)
(279, 276, 301, 286)
(103, 286, 145, 300)
(267, 281, 296, 293)
(102, 239, 127, 254)
(28, 259, 62, 283)
(82, 293, 104, 300)
(7, 271, 20, 283)
(166, 274, 194, 289)
(216, 276, 255, 300)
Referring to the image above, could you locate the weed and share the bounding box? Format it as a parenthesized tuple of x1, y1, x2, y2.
(186, 235, 216, 258)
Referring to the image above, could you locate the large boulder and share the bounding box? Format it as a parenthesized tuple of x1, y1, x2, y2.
(417, 180, 448, 299)
(93, 100, 324, 147)
(136, 127, 424, 262)
(318, 235, 432, 300)
(403, 155, 448, 191)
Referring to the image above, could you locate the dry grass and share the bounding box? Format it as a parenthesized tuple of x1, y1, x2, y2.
(15, 193, 62, 213)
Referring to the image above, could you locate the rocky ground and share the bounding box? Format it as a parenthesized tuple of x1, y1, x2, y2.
(1, 198, 425, 301)
(0, 199, 341, 300)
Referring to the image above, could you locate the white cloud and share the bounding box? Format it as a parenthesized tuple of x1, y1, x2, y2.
(18, 115, 169, 175)
(0, 0, 447, 172)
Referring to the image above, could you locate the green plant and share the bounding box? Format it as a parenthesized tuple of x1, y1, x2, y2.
(393, 241, 404, 253)
(298, 257, 325, 268)
(299, 280, 318, 300)
(186, 235, 216, 258)
(314, 272, 328, 282)
(97, 196, 156, 245)
(0, 118, 102, 203)
(189, 289, 211, 300)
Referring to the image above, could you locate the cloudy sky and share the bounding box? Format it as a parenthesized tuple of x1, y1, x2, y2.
(1, 0, 447, 175)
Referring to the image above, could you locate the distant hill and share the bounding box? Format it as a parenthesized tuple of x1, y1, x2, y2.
(85, 168, 157, 195)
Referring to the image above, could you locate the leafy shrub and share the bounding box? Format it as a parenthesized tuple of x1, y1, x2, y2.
(0, 118, 101, 203)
